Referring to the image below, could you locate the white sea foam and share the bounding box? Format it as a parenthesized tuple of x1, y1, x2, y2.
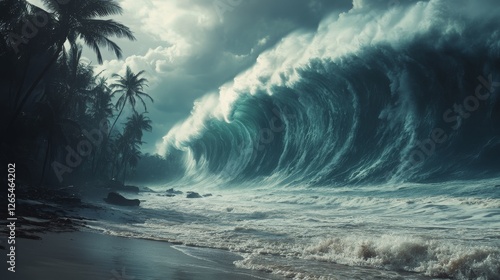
(84, 179, 500, 279)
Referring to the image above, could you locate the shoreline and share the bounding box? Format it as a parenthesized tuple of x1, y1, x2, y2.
(3, 230, 283, 280)
(3, 182, 495, 279)
(0, 184, 274, 279)
(0, 184, 282, 279)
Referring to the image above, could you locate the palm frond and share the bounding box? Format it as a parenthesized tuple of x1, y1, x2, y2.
(115, 94, 126, 109)
(79, 0, 124, 18)
(137, 92, 154, 103)
(40, 0, 63, 14)
(128, 94, 137, 111)
(109, 83, 127, 90)
(78, 19, 135, 41)
(133, 70, 146, 79)
(136, 95, 149, 113)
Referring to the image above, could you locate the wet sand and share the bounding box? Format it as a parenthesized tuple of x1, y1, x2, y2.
(2, 231, 282, 280)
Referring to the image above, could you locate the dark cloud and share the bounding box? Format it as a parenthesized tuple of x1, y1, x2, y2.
(93, 0, 352, 153)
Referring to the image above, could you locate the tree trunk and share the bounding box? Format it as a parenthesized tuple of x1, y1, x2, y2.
(109, 102, 126, 138)
(93, 102, 126, 176)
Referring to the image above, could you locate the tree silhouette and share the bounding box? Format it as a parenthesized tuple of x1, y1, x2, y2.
(89, 77, 114, 122)
(124, 112, 152, 142)
(10, 0, 135, 127)
(111, 112, 151, 181)
(55, 44, 95, 122)
(108, 66, 153, 136)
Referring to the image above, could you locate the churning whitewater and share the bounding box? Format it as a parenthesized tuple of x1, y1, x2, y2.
(160, 0, 500, 186)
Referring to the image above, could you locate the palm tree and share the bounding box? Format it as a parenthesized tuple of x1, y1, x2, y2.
(110, 112, 151, 180)
(124, 112, 153, 142)
(41, 0, 135, 63)
(111, 132, 141, 179)
(56, 44, 95, 121)
(87, 76, 114, 173)
(122, 143, 141, 182)
(10, 0, 135, 127)
(1, 0, 57, 115)
(108, 66, 153, 136)
(34, 99, 80, 186)
(89, 77, 114, 122)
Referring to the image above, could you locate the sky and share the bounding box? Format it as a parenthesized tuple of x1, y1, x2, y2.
(29, 0, 500, 155)
(27, 0, 353, 154)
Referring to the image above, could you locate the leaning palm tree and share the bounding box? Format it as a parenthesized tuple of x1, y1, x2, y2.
(10, 0, 135, 127)
(108, 66, 153, 136)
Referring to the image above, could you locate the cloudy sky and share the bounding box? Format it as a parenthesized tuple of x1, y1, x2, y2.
(25, 0, 500, 155)
(27, 0, 354, 153)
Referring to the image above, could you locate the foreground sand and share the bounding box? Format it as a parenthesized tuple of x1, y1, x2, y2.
(2, 231, 282, 280)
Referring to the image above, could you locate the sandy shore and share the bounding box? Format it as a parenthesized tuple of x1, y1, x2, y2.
(2, 230, 282, 280)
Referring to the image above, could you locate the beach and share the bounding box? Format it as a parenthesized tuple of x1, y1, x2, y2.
(3, 230, 283, 280)
(1, 179, 498, 280)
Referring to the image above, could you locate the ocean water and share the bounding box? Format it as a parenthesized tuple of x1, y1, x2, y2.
(85, 179, 500, 279)
(89, 1, 500, 279)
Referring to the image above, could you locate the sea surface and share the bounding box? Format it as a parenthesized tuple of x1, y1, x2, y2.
(86, 179, 500, 279)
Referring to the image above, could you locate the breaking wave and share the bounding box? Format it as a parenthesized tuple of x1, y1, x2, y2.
(160, 0, 500, 187)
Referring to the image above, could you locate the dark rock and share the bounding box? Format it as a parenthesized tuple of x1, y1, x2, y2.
(104, 192, 140, 206)
(186, 192, 202, 198)
(165, 194, 176, 197)
(166, 188, 183, 195)
(203, 193, 213, 197)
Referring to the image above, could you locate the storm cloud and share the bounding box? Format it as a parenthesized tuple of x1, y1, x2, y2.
(90, 0, 352, 153)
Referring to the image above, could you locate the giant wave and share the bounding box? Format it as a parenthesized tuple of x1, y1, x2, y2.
(159, 0, 500, 187)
